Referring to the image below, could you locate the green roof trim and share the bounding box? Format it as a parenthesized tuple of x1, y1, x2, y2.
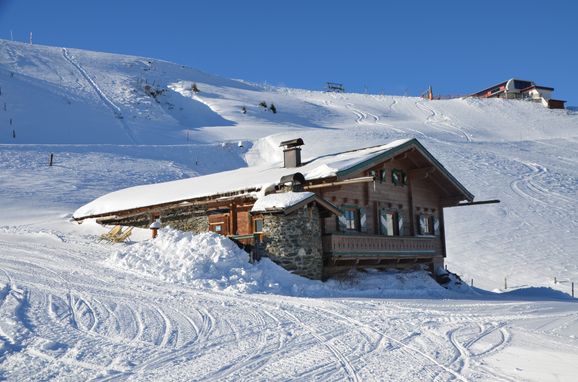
(335, 138, 474, 202)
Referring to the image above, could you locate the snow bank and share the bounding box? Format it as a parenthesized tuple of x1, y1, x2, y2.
(109, 229, 460, 298)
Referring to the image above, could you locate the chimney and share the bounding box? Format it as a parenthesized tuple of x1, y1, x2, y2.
(279, 172, 306, 192)
(279, 138, 304, 168)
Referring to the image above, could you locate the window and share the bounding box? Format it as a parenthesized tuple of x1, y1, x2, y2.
(392, 169, 406, 186)
(417, 214, 439, 236)
(253, 218, 264, 233)
(344, 209, 357, 230)
(379, 169, 387, 183)
(209, 222, 225, 234)
(337, 206, 368, 233)
(380, 210, 397, 236)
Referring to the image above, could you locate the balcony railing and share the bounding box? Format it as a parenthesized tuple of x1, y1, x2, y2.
(322, 234, 439, 259)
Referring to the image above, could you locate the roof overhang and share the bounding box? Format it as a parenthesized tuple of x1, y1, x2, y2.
(335, 139, 474, 203)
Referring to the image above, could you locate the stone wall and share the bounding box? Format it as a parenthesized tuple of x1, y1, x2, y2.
(262, 205, 324, 280)
(164, 215, 209, 233)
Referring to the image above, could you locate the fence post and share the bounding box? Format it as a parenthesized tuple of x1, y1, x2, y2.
(49, 153, 54, 167)
(554, 277, 557, 284)
(504, 277, 507, 290)
(572, 282, 575, 298)
(470, 278, 473, 288)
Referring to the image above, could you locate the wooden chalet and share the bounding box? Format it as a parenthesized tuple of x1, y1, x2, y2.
(74, 138, 489, 280)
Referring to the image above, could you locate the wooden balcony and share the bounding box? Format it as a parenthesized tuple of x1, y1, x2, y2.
(322, 234, 440, 260)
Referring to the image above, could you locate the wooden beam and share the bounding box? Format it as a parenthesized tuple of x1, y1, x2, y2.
(407, 172, 416, 236)
(440, 196, 466, 206)
(439, 200, 447, 259)
(230, 202, 237, 235)
(444, 199, 501, 208)
(304, 176, 375, 190)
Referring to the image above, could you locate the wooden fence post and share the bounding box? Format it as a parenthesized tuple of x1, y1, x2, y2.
(470, 278, 473, 288)
(572, 282, 575, 298)
(49, 153, 54, 166)
(504, 277, 507, 290)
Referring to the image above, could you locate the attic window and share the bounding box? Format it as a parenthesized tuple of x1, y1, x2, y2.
(392, 169, 407, 186)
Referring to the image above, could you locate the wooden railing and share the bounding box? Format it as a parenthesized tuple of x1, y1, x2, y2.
(322, 234, 439, 258)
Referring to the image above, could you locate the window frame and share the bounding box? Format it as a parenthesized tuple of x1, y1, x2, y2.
(343, 208, 358, 231)
(253, 218, 264, 233)
(417, 213, 438, 236)
(379, 209, 400, 236)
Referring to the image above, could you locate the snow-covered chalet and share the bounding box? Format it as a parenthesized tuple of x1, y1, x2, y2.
(74, 138, 485, 280)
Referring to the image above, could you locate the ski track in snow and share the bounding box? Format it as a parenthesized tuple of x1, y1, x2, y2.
(61, 48, 137, 144)
(5, 229, 567, 381)
(510, 160, 574, 209)
(414, 100, 473, 142)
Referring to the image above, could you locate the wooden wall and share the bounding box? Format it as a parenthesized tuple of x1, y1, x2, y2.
(316, 155, 446, 257)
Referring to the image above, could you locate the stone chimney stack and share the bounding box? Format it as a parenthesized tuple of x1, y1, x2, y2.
(279, 138, 304, 168)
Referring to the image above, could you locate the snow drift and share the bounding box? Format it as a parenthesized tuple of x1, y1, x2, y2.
(109, 229, 459, 298)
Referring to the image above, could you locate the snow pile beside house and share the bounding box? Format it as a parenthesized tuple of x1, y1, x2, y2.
(109, 229, 458, 297)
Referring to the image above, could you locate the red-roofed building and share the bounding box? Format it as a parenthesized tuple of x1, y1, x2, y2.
(471, 78, 566, 109)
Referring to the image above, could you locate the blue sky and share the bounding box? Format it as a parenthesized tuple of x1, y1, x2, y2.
(1, 0, 577, 105)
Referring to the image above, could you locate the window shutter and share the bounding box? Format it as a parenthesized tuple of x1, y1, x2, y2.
(397, 214, 404, 235)
(418, 214, 426, 235)
(433, 216, 440, 236)
(337, 215, 347, 232)
(379, 210, 387, 235)
(392, 169, 400, 185)
(359, 207, 368, 232)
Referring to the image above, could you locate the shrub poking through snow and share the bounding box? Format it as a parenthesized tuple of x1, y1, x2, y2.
(269, 103, 277, 113)
(259, 101, 267, 109)
(191, 83, 199, 93)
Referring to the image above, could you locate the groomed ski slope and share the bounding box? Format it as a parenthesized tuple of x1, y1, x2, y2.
(0, 40, 577, 380)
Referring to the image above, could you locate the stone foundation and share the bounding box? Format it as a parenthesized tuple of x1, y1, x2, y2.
(262, 205, 323, 280)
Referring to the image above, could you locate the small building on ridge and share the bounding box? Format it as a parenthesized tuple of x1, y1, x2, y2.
(471, 78, 566, 109)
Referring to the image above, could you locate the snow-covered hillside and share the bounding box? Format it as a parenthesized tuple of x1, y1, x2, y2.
(1, 40, 577, 380)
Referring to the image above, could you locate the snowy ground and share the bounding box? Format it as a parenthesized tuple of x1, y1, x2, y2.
(1, 40, 577, 380)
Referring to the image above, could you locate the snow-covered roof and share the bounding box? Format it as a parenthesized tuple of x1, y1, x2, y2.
(251, 192, 315, 213)
(73, 138, 472, 220)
